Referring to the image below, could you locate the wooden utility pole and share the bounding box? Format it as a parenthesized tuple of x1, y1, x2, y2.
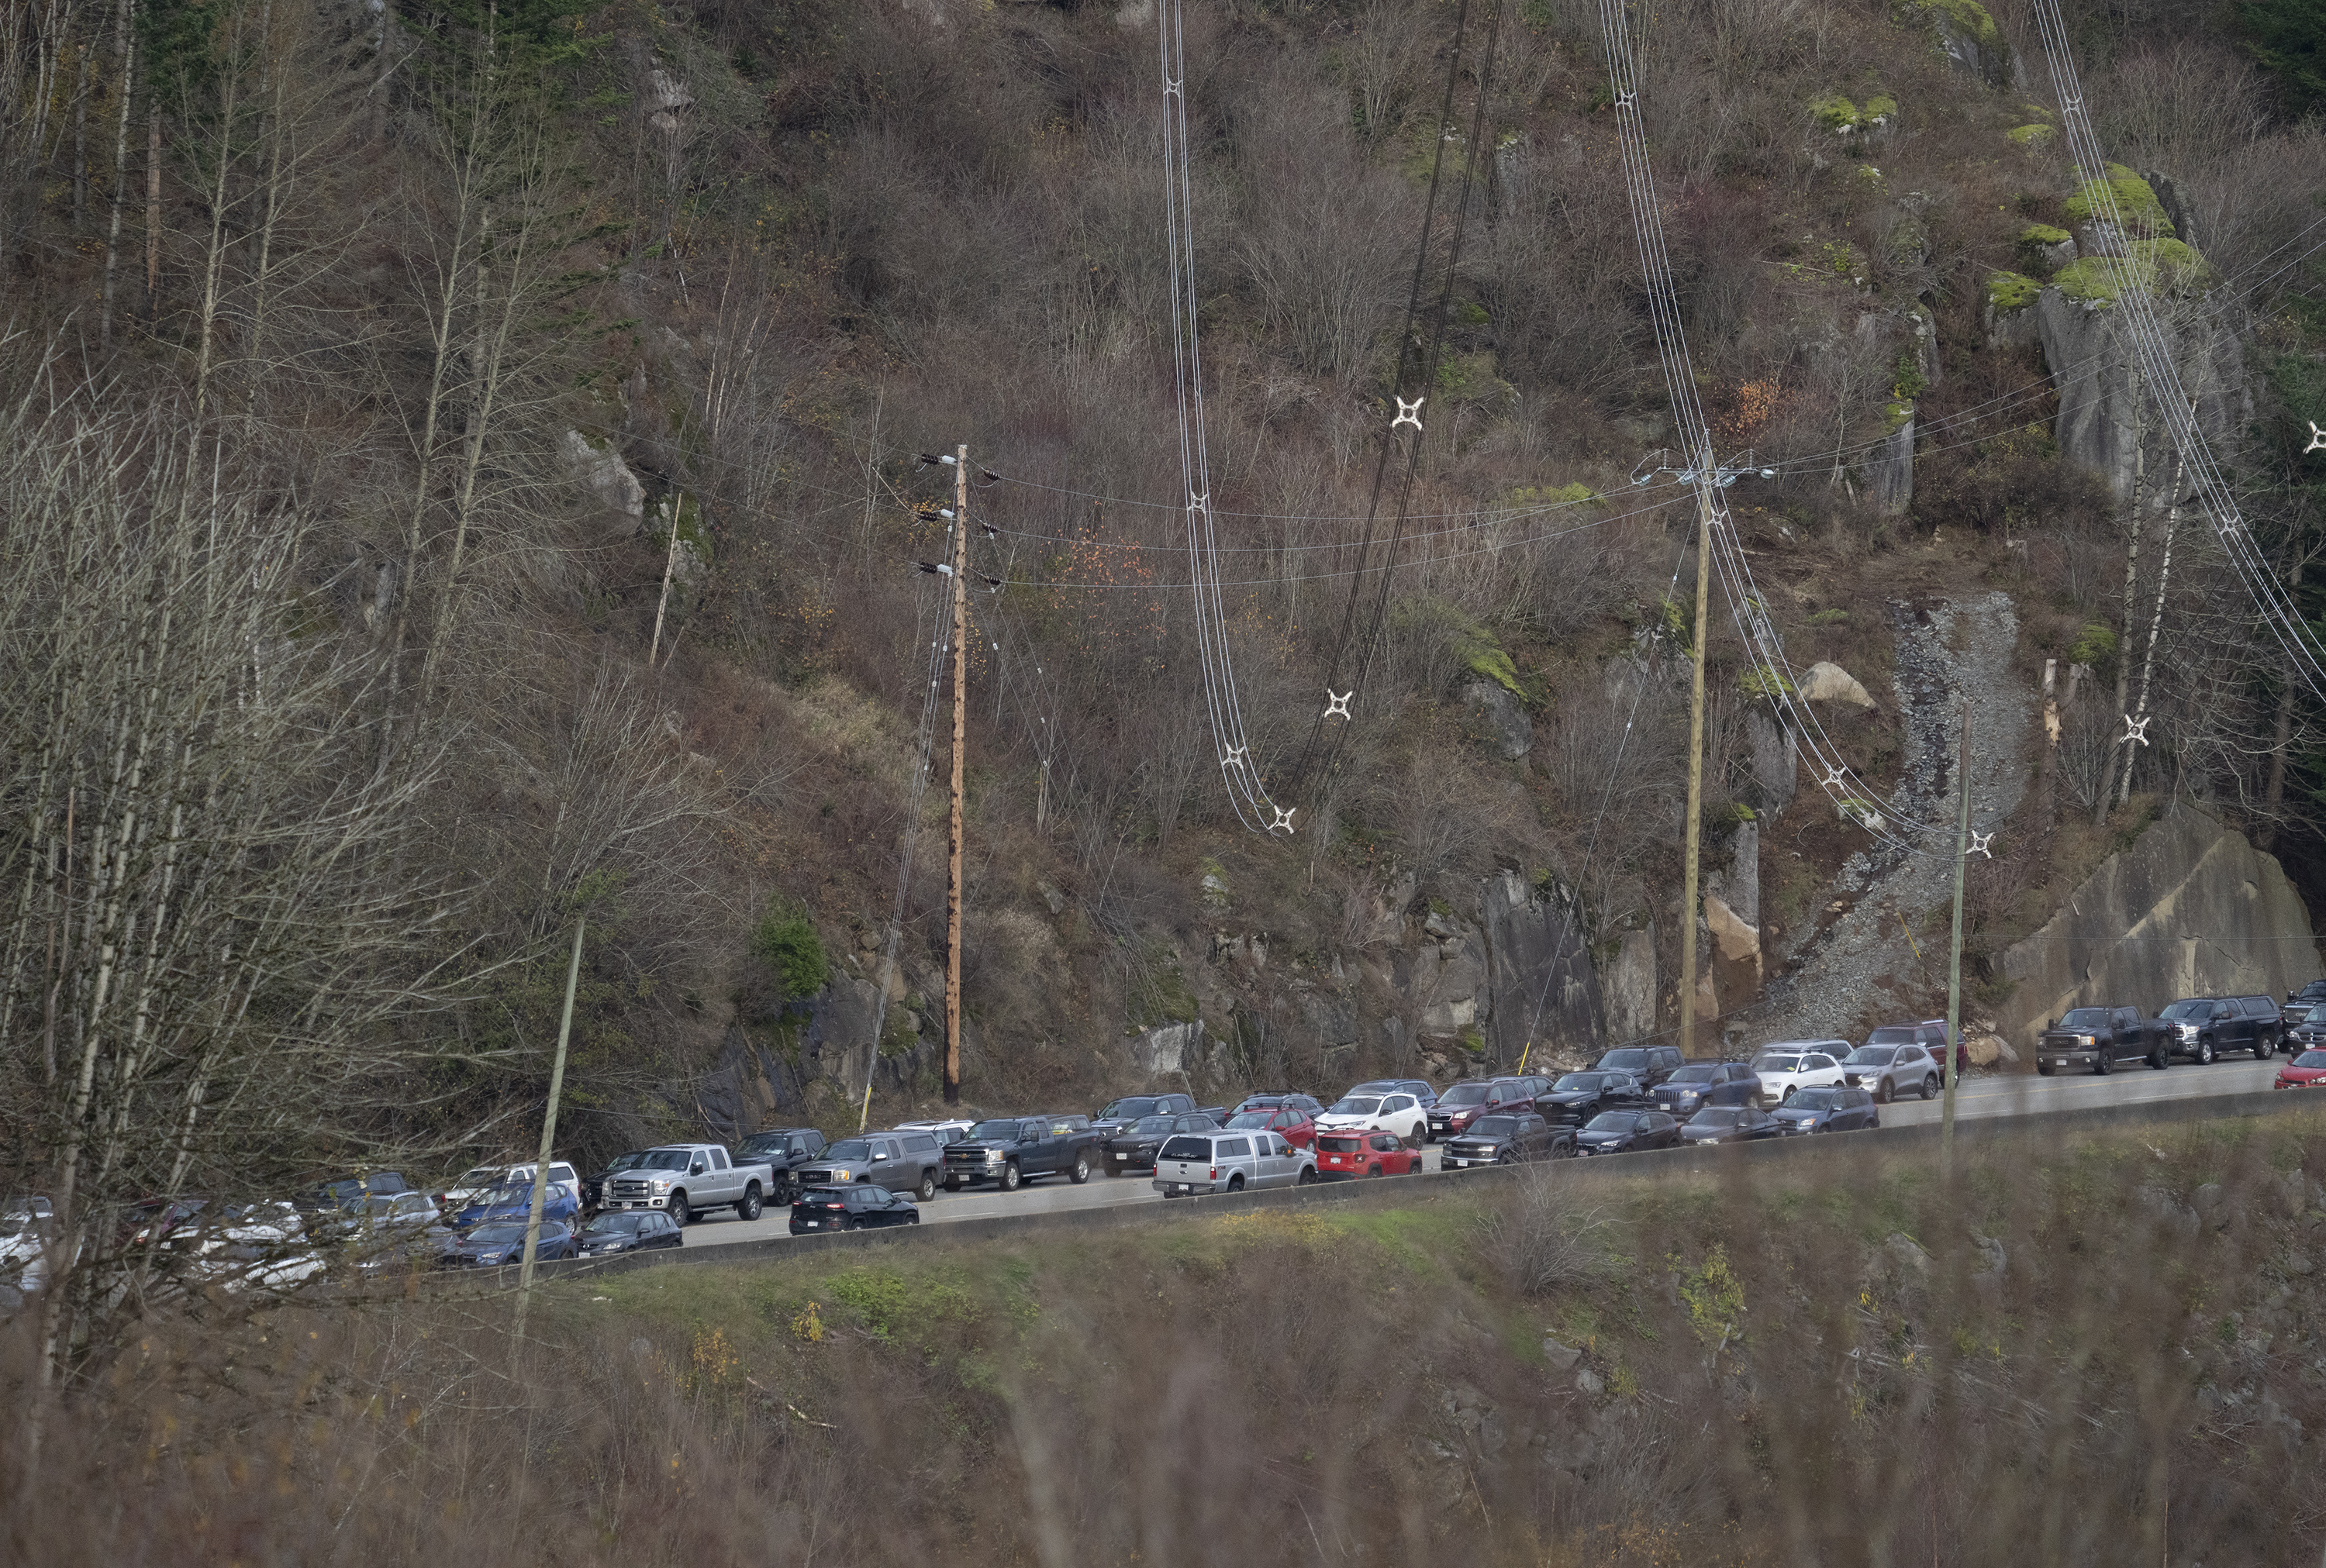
(648, 493, 685, 666)
(1941, 702, 1971, 1180)
(944, 443, 969, 1105)
(1677, 484, 1713, 1060)
(516, 915, 585, 1341)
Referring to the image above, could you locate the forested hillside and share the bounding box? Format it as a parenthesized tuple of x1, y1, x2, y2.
(4, 0, 2325, 1231)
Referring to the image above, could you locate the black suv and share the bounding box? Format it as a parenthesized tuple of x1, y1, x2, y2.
(789, 1184, 920, 1234)
(730, 1127, 830, 1205)
(2156, 995, 2279, 1063)
(1650, 1061, 1764, 1116)
(1593, 1044, 1685, 1089)
(2284, 980, 2326, 1029)
(1538, 1070, 1648, 1125)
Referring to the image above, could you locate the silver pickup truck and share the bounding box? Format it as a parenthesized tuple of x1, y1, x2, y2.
(600, 1144, 774, 1225)
(1152, 1129, 1317, 1197)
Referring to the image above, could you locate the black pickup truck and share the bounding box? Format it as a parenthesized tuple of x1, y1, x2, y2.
(729, 1126, 830, 1206)
(2036, 1005, 2170, 1076)
(942, 1115, 1103, 1192)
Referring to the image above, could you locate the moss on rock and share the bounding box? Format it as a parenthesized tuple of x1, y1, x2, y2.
(1984, 271, 2041, 313)
(2065, 163, 2174, 238)
(2005, 123, 2055, 147)
(1930, 0, 2000, 47)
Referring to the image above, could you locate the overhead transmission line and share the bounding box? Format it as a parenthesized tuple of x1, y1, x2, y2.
(1596, 0, 1937, 855)
(2027, 0, 2326, 709)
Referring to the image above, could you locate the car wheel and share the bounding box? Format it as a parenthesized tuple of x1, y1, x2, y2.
(1496, 1151, 1516, 1166)
(944, 1175, 961, 1193)
(999, 1162, 1022, 1193)
(2149, 1046, 2169, 1070)
(2195, 1037, 2214, 1066)
(1068, 1151, 1092, 1186)
(1298, 1167, 1319, 1185)
(1876, 1078, 1893, 1104)
(771, 1173, 796, 1208)
(2095, 1049, 2113, 1076)
(1367, 1164, 1382, 1178)
(737, 1184, 762, 1223)
(1922, 1073, 1939, 1101)
(917, 1171, 937, 1203)
(668, 1191, 689, 1226)
(2038, 1063, 2055, 1077)
(2256, 1036, 2274, 1061)
(1227, 1174, 1245, 1193)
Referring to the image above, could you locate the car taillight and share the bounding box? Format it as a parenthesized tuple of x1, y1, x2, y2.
(1208, 1167, 1219, 1181)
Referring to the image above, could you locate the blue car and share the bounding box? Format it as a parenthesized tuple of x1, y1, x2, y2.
(450, 1181, 578, 1230)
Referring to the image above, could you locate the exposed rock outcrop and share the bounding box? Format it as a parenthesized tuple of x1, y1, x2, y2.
(1458, 680, 1534, 760)
(1867, 409, 1915, 515)
(1922, 0, 2010, 88)
(2035, 284, 2246, 508)
(1996, 808, 2317, 1053)
(1479, 868, 1600, 1061)
(561, 429, 646, 533)
(1748, 712, 1798, 813)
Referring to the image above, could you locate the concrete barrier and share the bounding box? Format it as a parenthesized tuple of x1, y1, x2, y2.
(516, 1089, 2321, 1287)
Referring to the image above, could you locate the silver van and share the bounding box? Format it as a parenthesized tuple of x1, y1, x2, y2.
(1152, 1130, 1317, 1197)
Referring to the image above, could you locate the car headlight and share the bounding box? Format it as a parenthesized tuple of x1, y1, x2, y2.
(831, 1170, 851, 1182)
(649, 1179, 671, 1191)
(2177, 1023, 2197, 1038)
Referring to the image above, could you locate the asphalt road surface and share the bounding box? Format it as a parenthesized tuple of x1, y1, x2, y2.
(675, 1057, 2290, 1251)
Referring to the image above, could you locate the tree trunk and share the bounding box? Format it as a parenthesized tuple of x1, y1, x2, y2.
(96, 0, 133, 350)
(143, 105, 160, 325)
(2092, 372, 2148, 823)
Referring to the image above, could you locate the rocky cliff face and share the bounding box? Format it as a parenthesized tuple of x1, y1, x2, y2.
(1996, 809, 2318, 1051)
(2035, 286, 2248, 508)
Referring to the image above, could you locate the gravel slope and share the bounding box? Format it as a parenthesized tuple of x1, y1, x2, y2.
(1757, 591, 2031, 1043)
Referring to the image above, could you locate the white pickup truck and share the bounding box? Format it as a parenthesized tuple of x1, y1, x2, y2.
(600, 1144, 773, 1225)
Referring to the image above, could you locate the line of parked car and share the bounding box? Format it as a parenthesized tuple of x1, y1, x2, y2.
(14, 988, 2311, 1300)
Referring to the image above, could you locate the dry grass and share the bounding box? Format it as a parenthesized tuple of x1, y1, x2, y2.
(7, 1111, 2325, 1565)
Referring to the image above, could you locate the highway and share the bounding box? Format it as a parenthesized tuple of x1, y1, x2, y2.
(675, 1057, 2292, 1251)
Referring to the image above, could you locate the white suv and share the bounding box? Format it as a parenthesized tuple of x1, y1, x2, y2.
(1315, 1090, 1428, 1146)
(1750, 1041, 1850, 1103)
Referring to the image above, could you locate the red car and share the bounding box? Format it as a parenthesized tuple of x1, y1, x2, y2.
(1225, 1108, 1317, 1149)
(2274, 1049, 2326, 1089)
(1315, 1130, 1422, 1180)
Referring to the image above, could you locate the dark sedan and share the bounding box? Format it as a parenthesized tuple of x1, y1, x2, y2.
(572, 1210, 683, 1259)
(1537, 1071, 1646, 1126)
(1103, 1112, 1220, 1174)
(1769, 1086, 1880, 1135)
(1678, 1106, 1785, 1146)
(789, 1184, 920, 1234)
(1572, 1110, 1682, 1156)
(438, 1220, 575, 1268)
(1441, 1113, 1569, 1168)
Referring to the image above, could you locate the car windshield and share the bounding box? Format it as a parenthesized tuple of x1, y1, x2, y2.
(822, 1140, 873, 1163)
(1753, 1054, 1802, 1072)
(467, 1223, 530, 1245)
(637, 1151, 692, 1171)
(478, 1184, 530, 1204)
(1158, 1136, 1213, 1163)
(799, 1187, 848, 1204)
(1846, 1046, 1898, 1065)
(2300, 1051, 2326, 1068)
(2158, 1001, 2209, 1021)
(455, 1167, 502, 1187)
(1598, 1049, 1649, 1070)
(584, 1213, 647, 1233)
(603, 1152, 650, 1172)
(1097, 1098, 1158, 1120)
(968, 1121, 1019, 1141)
(1237, 1098, 1283, 1111)
(1468, 1117, 1517, 1137)
(2305, 1008, 2326, 1025)
(1551, 1075, 1603, 1091)
(1223, 1114, 1271, 1130)
(1789, 1089, 1841, 1110)
(2059, 1008, 2110, 1029)
(736, 1134, 787, 1155)
(1584, 1113, 1639, 1132)
(1330, 1098, 1383, 1115)
(1669, 1066, 1718, 1083)
(1867, 1027, 1917, 1045)
(361, 1197, 396, 1218)
(1438, 1085, 1490, 1106)
(1689, 1108, 1747, 1127)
